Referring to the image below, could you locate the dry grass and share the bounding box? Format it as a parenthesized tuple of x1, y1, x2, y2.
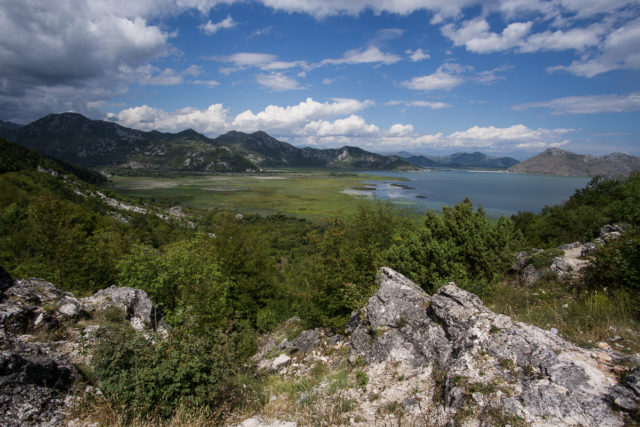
(486, 277, 640, 353)
(68, 394, 231, 426)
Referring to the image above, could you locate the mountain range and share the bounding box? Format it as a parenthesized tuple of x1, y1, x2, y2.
(508, 148, 640, 177)
(3, 113, 640, 177)
(396, 152, 520, 169)
(0, 113, 417, 172)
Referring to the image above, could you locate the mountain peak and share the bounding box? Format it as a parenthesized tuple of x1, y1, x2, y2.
(509, 148, 640, 176)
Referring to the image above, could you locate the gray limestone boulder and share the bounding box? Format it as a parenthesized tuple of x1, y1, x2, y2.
(348, 267, 635, 426)
(283, 329, 321, 353)
(81, 286, 168, 334)
(0, 337, 77, 426)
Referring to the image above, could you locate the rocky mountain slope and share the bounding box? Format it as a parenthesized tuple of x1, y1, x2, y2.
(8, 113, 417, 172)
(399, 152, 519, 169)
(509, 148, 640, 177)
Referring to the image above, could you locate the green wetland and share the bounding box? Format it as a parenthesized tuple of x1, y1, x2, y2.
(108, 168, 591, 219)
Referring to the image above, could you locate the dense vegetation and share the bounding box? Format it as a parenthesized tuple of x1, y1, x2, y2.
(1, 143, 638, 421)
(512, 173, 640, 247)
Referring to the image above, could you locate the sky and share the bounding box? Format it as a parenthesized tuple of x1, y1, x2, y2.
(1, 1, 639, 159)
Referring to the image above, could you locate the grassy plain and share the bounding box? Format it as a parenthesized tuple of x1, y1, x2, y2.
(107, 169, 414, 220)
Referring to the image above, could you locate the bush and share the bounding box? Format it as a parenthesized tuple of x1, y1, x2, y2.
(93, 327, 241, 420)
(301, 201, 413, 330)
(513, 173, 640, 247)
(584, 229, 640, 314)
(256, 307, 279, 332)
(386, 198, 521, 296)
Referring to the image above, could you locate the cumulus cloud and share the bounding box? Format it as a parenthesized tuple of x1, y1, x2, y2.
(257, 0, 476, 20)
(109, 97, 572, 154)
(442, 18, 532, 53)
(321, 46, 402, 66)
(231, 97, 374, 132)
(518, 26, 603, 53)
(0, 0, 178, 121)
(514, 92, 640, 114)
(200, 15, 237, 35)
(402, 63, 466, 91)
(547, 18, 640, 77)
(302, 115, 380, 137)
(406, 48, 430, 62)
(107, 103, 230, 133)
(256, 73, 305, 91)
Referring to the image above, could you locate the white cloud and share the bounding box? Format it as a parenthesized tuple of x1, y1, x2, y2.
(387, 123, 414, 136)
(514, 92, 640, 114)
(215, 52, 278, 67)
(448, 124, 571, 146)
(548, 18, 640, 77)
(211, 52, 309, 74)
(257, 0, 476, 20)
(302, 115, 380, 136)
(388, 100, 453, 109)
(409, 100, 452, 109)
(406, 48, 430, 62)
(232, 97, 374, 132)
(442, 18, 532, 53)
(200, 15, 237, 35)
(250, 26, 273, 37)
(256, 73, 305, 91)
(402, 63, 466, 91)
(193, 79, 220, 88)
(519, 26, 603, 53)
(108, 98, 572, 154)
(321, 46, 401, 66)
(108, 103, 230, 133)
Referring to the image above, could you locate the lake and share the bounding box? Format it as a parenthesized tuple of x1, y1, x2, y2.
(353, 170, 592, 218)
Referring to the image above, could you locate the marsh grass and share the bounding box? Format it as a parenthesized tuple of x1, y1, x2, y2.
(107, 170, 421, 220)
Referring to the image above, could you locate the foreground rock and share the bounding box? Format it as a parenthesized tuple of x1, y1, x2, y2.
(0, 269, 168, 426)
(347, 267, 638, 426)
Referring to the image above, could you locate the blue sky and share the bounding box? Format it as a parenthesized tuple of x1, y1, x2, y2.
(1, 1, 639, 158)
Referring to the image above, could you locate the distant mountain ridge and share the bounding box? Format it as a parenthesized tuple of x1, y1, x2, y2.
(508, 148, 640, 177)
(0, 120, 22, 141)
(7, 113, 418, 172)
(397, 151, 519, 169)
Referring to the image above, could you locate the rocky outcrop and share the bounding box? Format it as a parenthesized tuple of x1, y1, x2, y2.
(0, 337, 77, 426)
(512, 225, 625, 287)
(348, 267, 638, 426)
(0, 269, 168, 426)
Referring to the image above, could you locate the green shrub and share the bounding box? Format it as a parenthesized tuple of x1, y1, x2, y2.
(584, 229, 640, 316)
(256, 307, 279, 332)
(93, 327, 241, 419)
(386, 198, 521, 296)
(513, 173, 640, 247)
(528, 248, 564, 269)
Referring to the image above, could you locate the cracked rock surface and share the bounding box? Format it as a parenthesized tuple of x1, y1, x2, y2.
(348, 267, 639, 426)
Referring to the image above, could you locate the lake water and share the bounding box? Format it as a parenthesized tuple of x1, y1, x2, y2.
(353, 170, 592, 218)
